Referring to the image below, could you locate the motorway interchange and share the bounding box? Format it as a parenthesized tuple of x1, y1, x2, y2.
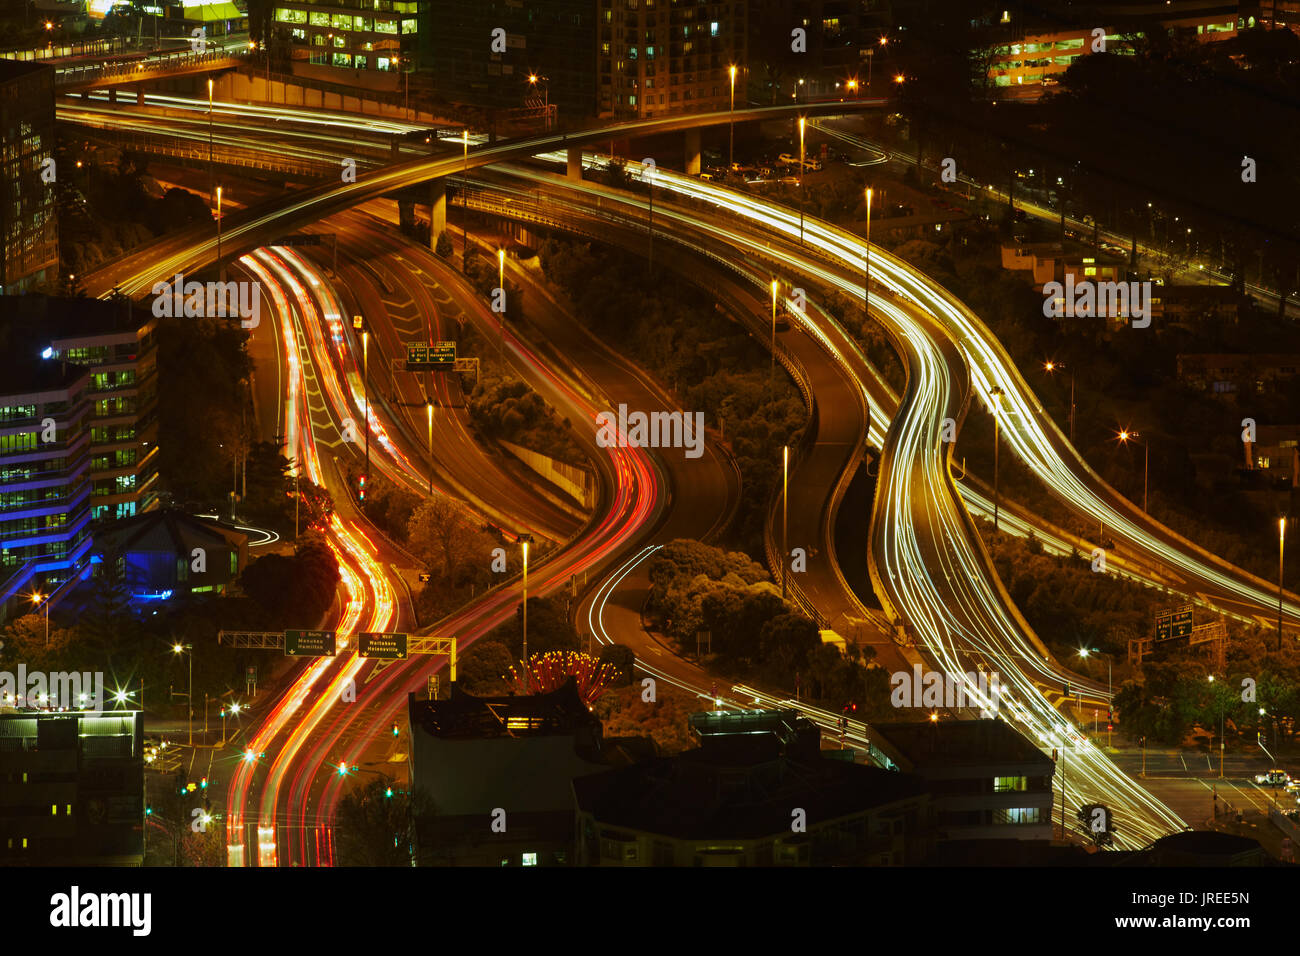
(77, 98, 1300, 861)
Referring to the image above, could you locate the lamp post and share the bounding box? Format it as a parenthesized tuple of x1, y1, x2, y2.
(864, 187, 872, 318)
(770, 278, 778, 384)
(847, 77, 858, 100)
(1044, 360, 1074, 445)
(798, 115, 806, 245)
(1274, 515, 1284, 650)
(728, 64, 737, 170)
(498, 248, 506, 362)
(361, 329, 369, 501)
(30, 592, 49, 646)
(528, 72, 549, 129)
(461, 130, 469, 266)
(1117, 430, 1148, 512)
(426, 401, 434, 496)
(1078, 647, 1112, 747)
(990, 386, 1004, 530)
(782, 444, 789, 602)
(172, 643, 193, 745)
(221, 701, 241, 746)
(866, 49, 874, 89)
(215, 185, 223, 281)
(207, 77, 214, 203)
(519, 534, 534, 665)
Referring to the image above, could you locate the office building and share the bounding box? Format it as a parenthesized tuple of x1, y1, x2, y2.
(871, 720, 1056, 841)
(0, 710, 145, 866)
(0, 60, 58, 295)
(271, 0, 420, 75)
(0, 358, 93, 620)
(574, 709, 931, 866)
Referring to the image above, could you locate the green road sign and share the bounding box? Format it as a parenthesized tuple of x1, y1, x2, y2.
(405, 341, 456, 371)
(1154, 604, 1194, 642)
(359, 632, 408, 659)
(284, 629, 336, 657)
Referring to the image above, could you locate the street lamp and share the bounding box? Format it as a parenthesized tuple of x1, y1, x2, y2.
(207, 77, 214, 201)
(172, 643, 193, 745)
(1043, 360, 1075, 445)
(990, 386, 1004, 530)
(1077, 647, 1113, 747)
(528, 72, 549, 129)
(1274, 512, 1284, 655)
(798, 115, 806, 245)
(770, 278, 779, 382)
(30, 591, 49, 646)
(221, 701, 242, 746)
(782, 444, 789, 602)
(519, 533, 534, 666)
(728, 64, 737, 170)
(426, 401, 434, 496)
(1117, 429, 1148, 512)
(498, 248, 507, 362)
(215, 185, 223, 281)
(846, 77, 858, 99)
(864, 187, 872, 318)
(461, 129, 469, 264)
(362, 328, 369, 501)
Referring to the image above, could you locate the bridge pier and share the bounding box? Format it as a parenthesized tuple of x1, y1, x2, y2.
(566, 147, 582, 182)
(429, 178, 446, 246)
(107, 88, 117, 104)
(684, 128, 701, 175)
(135, 83, 145, 106)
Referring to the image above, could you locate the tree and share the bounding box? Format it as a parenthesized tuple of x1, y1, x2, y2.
(455, 640, 514, 696)
(335, 776, 436, 867)
(435, 230, 453, 259)
(598, 644, 636, 686)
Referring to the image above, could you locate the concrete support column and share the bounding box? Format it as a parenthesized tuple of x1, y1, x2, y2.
(429, 178, 446, 245)
(684, 128, 701, 175)
(566, 147, 582, 182)
(108, 88, 117, 104)
(135, 83, 145, 105)
(391, 138, 401, 161)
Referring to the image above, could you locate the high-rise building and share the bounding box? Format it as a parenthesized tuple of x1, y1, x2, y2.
(0, 359, 93, 619)
(270, 0, 425, 77)
(427, 0, 597, 123)
(0, 60, 58, 296)
(599, 0, 748, 120)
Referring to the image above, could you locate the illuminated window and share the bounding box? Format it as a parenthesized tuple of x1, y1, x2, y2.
(522, 852, 538, 866)
(710, 20, 718, 36)
(993, 776, 1027, 792)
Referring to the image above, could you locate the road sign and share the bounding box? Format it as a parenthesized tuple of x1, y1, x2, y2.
(284, 629, 337, 657)
(405, 341, 456, 371)
(1154, 603, 1194, 641)
(358, 632, 408, 659)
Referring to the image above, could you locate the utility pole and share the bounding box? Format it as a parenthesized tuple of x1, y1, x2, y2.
(991, 386, 1004, 531)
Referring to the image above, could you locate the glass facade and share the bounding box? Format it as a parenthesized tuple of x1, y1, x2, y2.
(0, 61, 58, 295)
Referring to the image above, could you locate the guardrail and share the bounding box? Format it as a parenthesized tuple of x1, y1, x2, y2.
(57, 48, 247, 88)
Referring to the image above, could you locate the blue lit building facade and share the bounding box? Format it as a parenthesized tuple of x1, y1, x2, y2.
(0, 362, 94, 620)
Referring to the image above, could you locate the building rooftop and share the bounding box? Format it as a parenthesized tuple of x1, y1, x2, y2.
(871, 719, 1051, 770)
(0, 59, 53, 84)
(92, 508, 247, 557)
(0, 357, 89, 400)
(411, 679, 600, 739)
(4, 294, 151, 343)
(573, 747, 926, 841)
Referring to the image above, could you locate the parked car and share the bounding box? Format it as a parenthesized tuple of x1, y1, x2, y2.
(777, 152, 798, 165)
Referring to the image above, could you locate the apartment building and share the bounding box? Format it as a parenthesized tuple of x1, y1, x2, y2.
(0, 60, 58, 295)
(0, 359, 93, 618)
(598, 0, 748, 120)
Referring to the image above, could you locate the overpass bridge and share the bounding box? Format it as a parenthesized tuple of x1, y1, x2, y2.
(84, 98, 888, 299)
(56, 46, 249, 93)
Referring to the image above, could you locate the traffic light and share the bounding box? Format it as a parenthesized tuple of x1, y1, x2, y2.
(384, 787, 394, 798)
(357, 474, 367, 502)
(391, 722, 399, 738)
(200, 777, 207, 790)
(145, 805, 152, 816)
